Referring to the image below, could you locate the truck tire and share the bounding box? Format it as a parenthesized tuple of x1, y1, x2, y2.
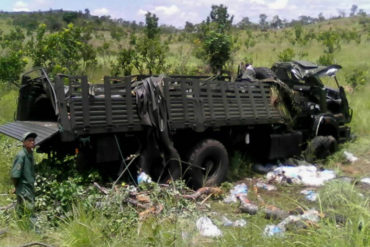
(307, 135, 337, 160)
(187, 139, 229, 189)
(254, 67, 277, 80)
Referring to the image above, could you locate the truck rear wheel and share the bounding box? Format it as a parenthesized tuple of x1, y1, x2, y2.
(187, 139, 228, 189)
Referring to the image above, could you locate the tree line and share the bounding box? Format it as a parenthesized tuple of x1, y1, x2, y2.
(0, 4, 369, 84)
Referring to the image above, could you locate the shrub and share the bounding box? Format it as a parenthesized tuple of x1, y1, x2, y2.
(27, 23, 97, 76)
(0, 28, 27, 84)
(317, 53, 335, 65)
(277, 48, 295, 62)
(345, 66, 368, 88)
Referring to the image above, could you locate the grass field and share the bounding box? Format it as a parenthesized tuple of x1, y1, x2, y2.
(0, 15, 369, 246)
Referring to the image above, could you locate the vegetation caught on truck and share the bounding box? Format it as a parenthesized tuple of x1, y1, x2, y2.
(0, 60, 352, 188)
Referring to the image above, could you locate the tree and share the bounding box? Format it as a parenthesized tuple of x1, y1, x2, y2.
(350, 5, 358, 16)
(84, 8, 90, 17)
(271, 15, 283, 29)
(136, 38, 167, 74)
(294, 24, 303, 42)
(244, 29, 256, 49)
(97, 42, 111, 62)
(208, 4, 233, 32)
(0, 28, 27, 84)
(110, 25, 126, 41)
(337, 10, 346, 18)
(12, 14, 39, 32)
(237, 17, 252, 29)
(111, 48, 136, 76)
(27, 23, 97, 75)
(62, 12, 79, 24)
(184, 21, 195, 33)
(144, 12, 159, 39)
(318, 29, 341, 54)
(277, 48, 295, 62)
(299, 15, 315, 25)
(198, 5, 233, 74)
(317, 29, 341, 65)
(111, 12, 168, 76)
(358, 9, 367, 17)
(203, 31, 231, 72)
(318, 13, 325, 22)
(259, 14, 268, 29)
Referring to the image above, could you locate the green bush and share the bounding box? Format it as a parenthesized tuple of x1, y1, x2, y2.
(0, 28, 27, 84)
(27, 23, 97, 76)
(278, 48, 295, 62)
(345, 66, 368, 88)
(318, 53, 334, 65)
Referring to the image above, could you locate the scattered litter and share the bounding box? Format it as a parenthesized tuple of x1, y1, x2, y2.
(223, 183, 248, 203)
(300, 189, 318, 202)
(221, 216, 233, 226)
(252, 163, 278, 174)
(256, 182, 277, 191)
(300, 209, 321, 222)
(137, 172, 152, 184)
(240, 201, 258, 215)
(196, 216, 222, 237)
(264, 224, 284, 237)
(264, 209, 321, 237)
(221, 216, 247, 227)
(183, 187, 223, 200)
(360, 177, 370, 185)
(264, 206, 289, 220)
(233, 219, 247, 227)
(278, 209, 320, 229)
(343, 151, 358, 163)
(266, 165, 335, 186)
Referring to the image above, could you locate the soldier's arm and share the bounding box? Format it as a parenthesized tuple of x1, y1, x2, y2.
(11, 154, 24, 185)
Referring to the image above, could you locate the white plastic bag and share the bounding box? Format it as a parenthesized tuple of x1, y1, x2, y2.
(196, 216, 222, 237)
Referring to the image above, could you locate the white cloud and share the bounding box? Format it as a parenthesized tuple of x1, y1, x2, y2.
(153, 5, 180, 16)
(137, 9, 148, 16)
(268, 0, 289, 10)
(34, 0, 50, 4)
(92, 8, 110, 16)
(250, 0, 266, 4)
(13, 1, 30, 11)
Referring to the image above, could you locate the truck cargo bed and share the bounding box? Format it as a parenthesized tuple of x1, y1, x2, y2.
(55, 75, 284, 137)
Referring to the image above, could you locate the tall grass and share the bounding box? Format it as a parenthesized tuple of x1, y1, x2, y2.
(347, 84, 370, 136)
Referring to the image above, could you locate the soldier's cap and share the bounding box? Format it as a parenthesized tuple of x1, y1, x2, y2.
(22, 132, 37, 142)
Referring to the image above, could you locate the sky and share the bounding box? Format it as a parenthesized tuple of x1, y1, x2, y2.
(0, 0, 369, 27)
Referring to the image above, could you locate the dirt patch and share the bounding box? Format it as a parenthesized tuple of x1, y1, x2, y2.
(335, 159, 370, 177)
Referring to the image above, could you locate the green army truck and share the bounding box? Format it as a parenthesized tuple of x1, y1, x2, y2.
(0, 61, 352, 188)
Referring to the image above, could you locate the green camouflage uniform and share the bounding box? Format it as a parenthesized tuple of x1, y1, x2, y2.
(10, 147, 36, 212)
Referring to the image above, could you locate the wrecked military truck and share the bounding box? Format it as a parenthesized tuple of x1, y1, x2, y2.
(0, 61, 352, 188)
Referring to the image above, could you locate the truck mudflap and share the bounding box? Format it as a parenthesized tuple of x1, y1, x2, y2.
(0, 121, 59, 145)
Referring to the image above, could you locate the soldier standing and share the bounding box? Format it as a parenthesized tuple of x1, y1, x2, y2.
(10, 132, 37, 222)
